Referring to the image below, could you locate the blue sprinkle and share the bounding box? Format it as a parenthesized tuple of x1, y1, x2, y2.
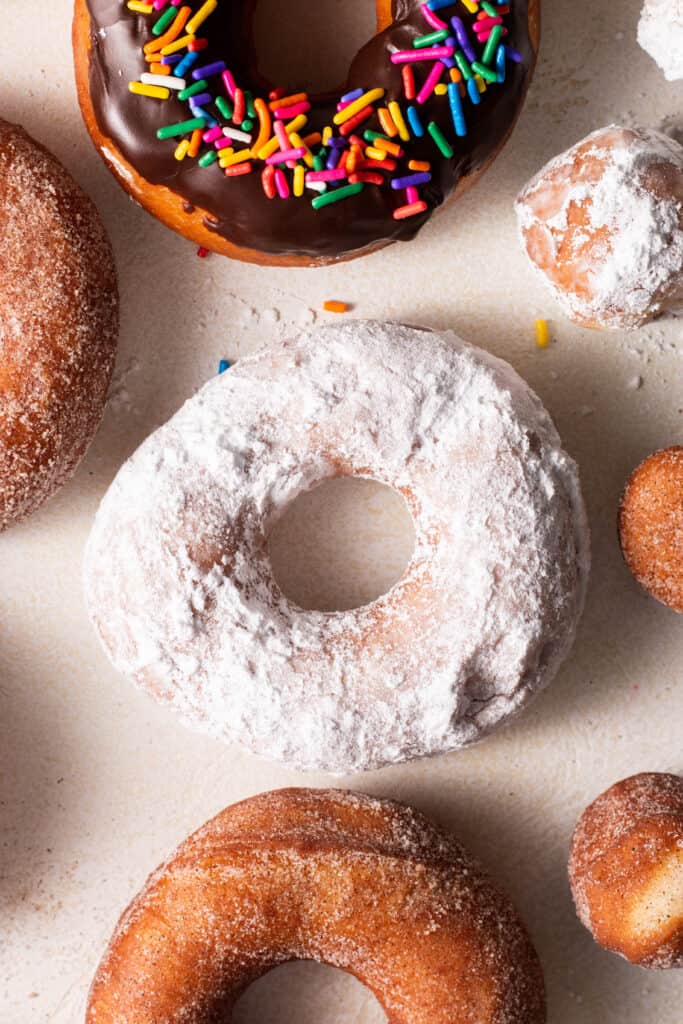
(467, 77, 481, 105)
(448, 82, 467, 137)
(496, 43, 506, 82)
(175, 51, 199, 77)
(190, 103, 218, 127)
(428, 0, 454, 9)
(218, 359, 231, 374)
(406, 105, 424, 138)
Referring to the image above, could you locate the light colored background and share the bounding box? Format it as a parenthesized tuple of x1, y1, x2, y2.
(1, 1, 682, 1021)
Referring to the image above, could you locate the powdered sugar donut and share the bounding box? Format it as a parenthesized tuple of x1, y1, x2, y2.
(515, 125, 683, 330)
(84, 321, 589, 773)
(638, 0, 683, 81)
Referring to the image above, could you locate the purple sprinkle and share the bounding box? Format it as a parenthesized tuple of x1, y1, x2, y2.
(328, 137, 348, 149)
(340, 87, 364, 103)
(326, 148, 341, 170)
(161, 54, 182, 66)
(391, 172, 432, 189)
(192, 61, 227, 80)
(187, 92, 212, 106)
(505, 45, 523, 63)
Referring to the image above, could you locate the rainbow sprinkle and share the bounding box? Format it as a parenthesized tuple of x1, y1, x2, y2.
(126, 0, 520, 220)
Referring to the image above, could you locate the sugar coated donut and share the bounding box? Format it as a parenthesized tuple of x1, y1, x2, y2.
(638, 0, 683, 81)
(515, 125, 683, 330)
(569, 772, 683, 968)
(73, 0, 540, 266)
(619, 446, 683, 613)
(87, 787, 547, 1023)
(84, 321, 589, 773)
(0, 119, 118, 531)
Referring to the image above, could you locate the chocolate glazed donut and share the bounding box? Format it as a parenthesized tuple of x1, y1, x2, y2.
(74, 0, 539, 266)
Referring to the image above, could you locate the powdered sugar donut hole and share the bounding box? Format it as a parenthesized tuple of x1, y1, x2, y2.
(638, 0, 683, 81)
(515, 125, 683, 330)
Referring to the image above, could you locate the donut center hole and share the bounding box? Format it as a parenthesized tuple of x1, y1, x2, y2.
(252, 0, 377, 93)
(232, 961, 387, 1023)
(267, 477, 416, 612)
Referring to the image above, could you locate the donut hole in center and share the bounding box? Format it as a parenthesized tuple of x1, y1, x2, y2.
(267, 476, 416, 612)
(232, 961, 387, 1023)
(252, 0, 378, 94)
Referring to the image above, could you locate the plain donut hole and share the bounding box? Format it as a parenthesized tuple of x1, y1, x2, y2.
(267, 477, 416, 612)
(253, 0, 377, 93)
(232, 961, 386, 1023)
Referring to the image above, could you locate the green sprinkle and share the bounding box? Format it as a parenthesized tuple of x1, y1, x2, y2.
(244, 90, 256, 117)
(482, 25, 503, 65)
(241, 118, 254, 131)
(472, 60, 498, 82)
(157, 117, 206, 140)
(152, 5, 176, 35)
(312, 182, 364, 209)
(312, 153, 326, 171)
(481, 0, 498, 15)
(215, 96, 233, 120)
(428, 121, 453, 158)
(199, 149, 218, 167)
(454, 50, 473, 80)
(363, 129, 392, 144)
(413, 29, 449, 48)
(178, 79, 208, 101)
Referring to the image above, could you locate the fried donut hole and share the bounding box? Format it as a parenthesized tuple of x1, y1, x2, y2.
(569, 772, 683, 968)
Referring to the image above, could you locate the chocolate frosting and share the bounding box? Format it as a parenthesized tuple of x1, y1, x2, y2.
(83, 0, 534, 259)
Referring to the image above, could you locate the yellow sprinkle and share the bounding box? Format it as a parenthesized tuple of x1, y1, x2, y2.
(333, 88, 385, 126)
(535, 320, 550, 349)
(475, 74, 487, 93)
(127, 1, 153, 11)
(365, 146, 388, 162)
(290, 132, 314, 168)
(324, 300, 349, 314)
(461, 0, 478, 11)
(322, 126, 333, 145)
(160, 34, 195, 56)
(434, 83, 448, 95)
(219, 149, 252, 169)
(186, 0, 217, 35)
(174, 139, 190, 161)
(293, 165, 305, 197)
(257, 135, 281, 161)
(286, 114, 308, 135)
(128, 81, 170, 100)
(388, 101, 409, 143)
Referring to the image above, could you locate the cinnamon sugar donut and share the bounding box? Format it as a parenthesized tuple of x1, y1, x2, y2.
(569, 773, 683, 968)
(619, 446, 683, 613)
(87, 787, 547, 1023)
(0, 119, 118, 530)
(73, 0, 540, 266)
(515, 125, 683, 330)
(83, 321, 589, 773)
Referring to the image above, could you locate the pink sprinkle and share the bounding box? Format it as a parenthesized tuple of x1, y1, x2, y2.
(305, 169, 348, 182)
(406, 186, 419, 204)
(391, 46, 454, 63)
(265, 146, 306, 165)
(203, 126, 223, 143)
(273, 101, 311, 120)
(274, 121, 290, 148)
(474, 15, 502, 29)
(153, 0, 168, 9)
(221, 69, 236, 98)
(417, 60, 445, 104)
(214, 137, 235, 150)
(420, 4, 448, 30)
(274, 168, 290, 199)
(473, 26, 508, 40)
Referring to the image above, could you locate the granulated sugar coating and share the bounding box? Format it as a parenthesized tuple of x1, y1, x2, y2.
(86, 788, 547, 1024)
(515, 125, 683, 330)
(84, 321, 590, 773)
(0, 119, 118, 530)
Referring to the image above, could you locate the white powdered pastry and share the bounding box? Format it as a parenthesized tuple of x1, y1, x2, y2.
(515, 126, 683, 330)
(638, 0, 683, 80)
(84, 322, 590, 773)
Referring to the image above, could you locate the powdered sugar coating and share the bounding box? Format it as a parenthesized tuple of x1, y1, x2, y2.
(84, 321, 589, 773)
(87, 788, 547, 1023)
(638, 0, 683, 80)
(515, 125, 683, 330)
(569, 773, 683, 969)
(0, 119, 118, 529)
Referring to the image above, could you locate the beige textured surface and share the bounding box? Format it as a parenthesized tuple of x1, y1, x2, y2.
(1, 1, 682, 1022)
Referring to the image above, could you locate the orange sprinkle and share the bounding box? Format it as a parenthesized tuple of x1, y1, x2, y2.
(144, 5, 191, 53)
(372, 137, 402, 158)
(408, 160, 431, 172)
(252, 98, 272, 155)
(324, 301, 349, 314)
(188, 129, 203, 158)
(150, 62, 171, 75)
(302, 132, 322, 148)
(269, 92, 308, 111)
(393, 200, 428, 220)
(377, 107, 399, 138)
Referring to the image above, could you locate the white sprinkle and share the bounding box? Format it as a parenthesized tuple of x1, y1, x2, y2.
(141, 73, 187, 90)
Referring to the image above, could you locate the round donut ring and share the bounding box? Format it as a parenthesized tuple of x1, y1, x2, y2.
(84, 322, 589, 773)
(87, 788, 547, 1023)
(73, 0, 540, 266)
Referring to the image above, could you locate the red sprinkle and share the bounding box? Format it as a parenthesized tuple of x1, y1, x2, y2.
(188, 37, 209, 51)
(339, 106, 374, 136)
(232, 88, 245, 124)
(224, 162, 253, 176)
(402, 65, 416, 101)
(349, 171, 384, 186)
(261, 165, 276, 199)
(196, 246, 210, 257)
(393, 200, 428, 220)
